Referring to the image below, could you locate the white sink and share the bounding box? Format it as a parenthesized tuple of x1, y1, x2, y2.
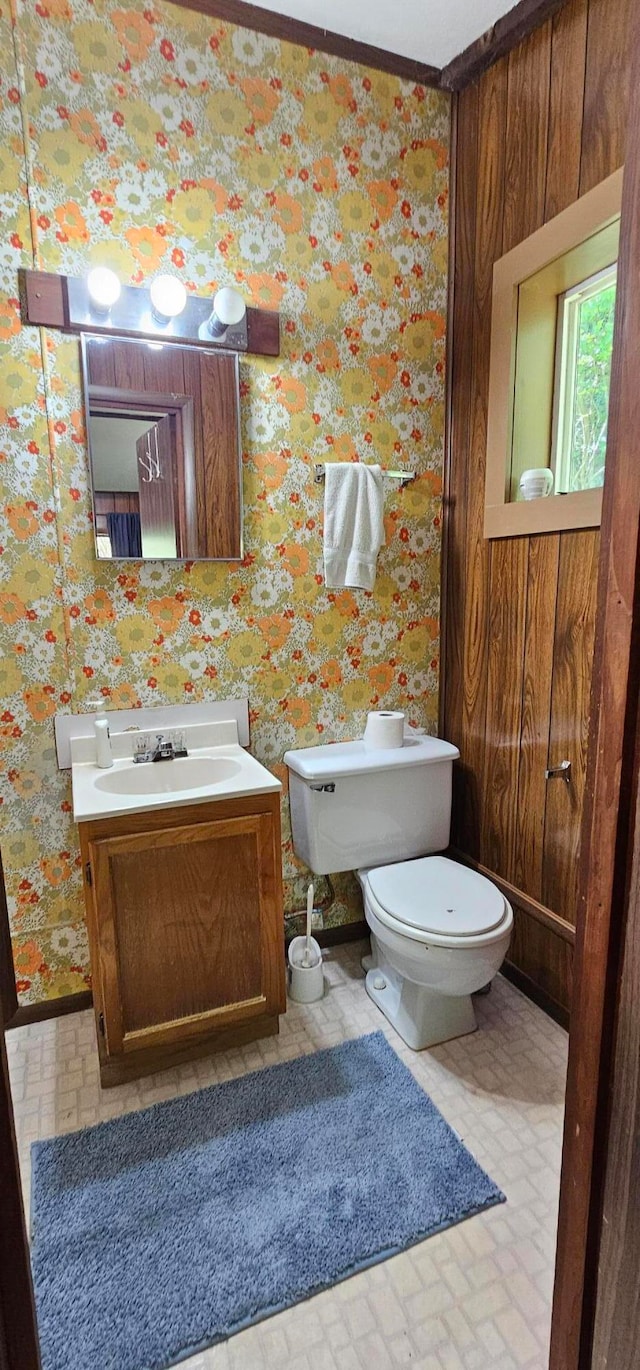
(93, 755, 242, 797)
(71, 729, 281, 823)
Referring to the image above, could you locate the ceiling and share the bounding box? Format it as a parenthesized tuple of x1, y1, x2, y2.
(246, 0, 519, 70)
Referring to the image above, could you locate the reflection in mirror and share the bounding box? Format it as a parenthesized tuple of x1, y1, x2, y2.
(81, 333, 243, 561)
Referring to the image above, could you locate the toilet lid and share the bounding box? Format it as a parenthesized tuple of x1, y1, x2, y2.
(367, 856, 506, 937)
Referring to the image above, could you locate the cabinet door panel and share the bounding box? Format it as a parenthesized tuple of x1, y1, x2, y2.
(89, 812, 282, 1056)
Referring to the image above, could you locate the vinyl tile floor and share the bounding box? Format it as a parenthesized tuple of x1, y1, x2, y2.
(7, 940, 568, 1370)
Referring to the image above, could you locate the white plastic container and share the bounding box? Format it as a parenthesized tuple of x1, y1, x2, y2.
(288, 936, 324, 1003)
(94, 717, 113, 769)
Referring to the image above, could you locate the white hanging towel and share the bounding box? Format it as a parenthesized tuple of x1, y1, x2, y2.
(323, 462, 385, 591)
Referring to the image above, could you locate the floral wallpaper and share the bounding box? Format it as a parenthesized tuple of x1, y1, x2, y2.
(0, 0, 449, 1003)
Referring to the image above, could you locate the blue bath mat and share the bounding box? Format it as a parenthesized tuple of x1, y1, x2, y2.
(31, 1031, 504, 1370)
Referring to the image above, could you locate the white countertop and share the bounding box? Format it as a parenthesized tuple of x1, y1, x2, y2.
(72, 743, 281, 824)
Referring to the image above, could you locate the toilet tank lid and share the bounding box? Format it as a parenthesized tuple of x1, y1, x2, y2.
(284, 735, 459, 781)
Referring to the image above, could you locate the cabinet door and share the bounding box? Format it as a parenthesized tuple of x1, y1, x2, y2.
(88, 812, 284, 1058)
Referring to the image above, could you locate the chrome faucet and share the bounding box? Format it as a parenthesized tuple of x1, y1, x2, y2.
(134, 732, 188, 764)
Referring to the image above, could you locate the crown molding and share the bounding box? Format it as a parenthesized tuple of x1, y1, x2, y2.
(167, 0, 442, 86)
(166, 0, 573, 92)
(440, 0, 571, 90)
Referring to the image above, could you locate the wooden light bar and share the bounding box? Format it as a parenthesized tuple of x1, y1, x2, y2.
(18, 269, 280, 358)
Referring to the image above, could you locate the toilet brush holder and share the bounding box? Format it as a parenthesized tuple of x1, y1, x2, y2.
(288, 935, 324, 1003)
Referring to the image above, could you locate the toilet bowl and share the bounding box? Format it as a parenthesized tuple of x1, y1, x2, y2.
(284, 733, 513, 1051)
(358, 856, 513, 1049)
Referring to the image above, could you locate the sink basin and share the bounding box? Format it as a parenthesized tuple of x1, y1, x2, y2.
(93, 755, 242, 797)
(71, 723, 281, 823)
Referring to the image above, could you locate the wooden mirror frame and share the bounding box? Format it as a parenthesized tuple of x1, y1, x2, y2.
(484, 167, 623, 540)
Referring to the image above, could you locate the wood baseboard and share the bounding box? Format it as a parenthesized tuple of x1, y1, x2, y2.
(6, 989, 93, 1030)
(449, 847, 576, 945)
(501, 961, 569, 1031)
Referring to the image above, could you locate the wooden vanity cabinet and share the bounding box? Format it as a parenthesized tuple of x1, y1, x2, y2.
(78, 791, 286, 1086)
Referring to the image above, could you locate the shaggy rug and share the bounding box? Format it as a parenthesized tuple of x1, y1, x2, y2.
(30, 1031, 504, 1370)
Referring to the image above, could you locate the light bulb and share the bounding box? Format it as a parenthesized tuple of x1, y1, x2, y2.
(149, 274, 187, 322)
(199, 286, 246, 340)
(213, 287, 246, 327)
(87, 266, 121, 313)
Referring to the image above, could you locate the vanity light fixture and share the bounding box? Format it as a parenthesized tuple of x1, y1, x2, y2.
(21, 266, 281, 357)
(149, 274, 188, 324)
(198, 286, 247, 346)
(86, 266, 121, 314)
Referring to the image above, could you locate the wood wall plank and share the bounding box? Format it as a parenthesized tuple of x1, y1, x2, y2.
(482, 537, 529, 880)
(445, 0, 633, 1017)
(481, 24, 553, 888)
(550, 7, 640, 1351)
(513, 535, 560, 899)
(444, 84, 478, 837)
(591, 699, 640, 1364)
(543, 530, 600, 922)
(458, 58, 508, 859)
(508, 904, 573, 1017)
(503, 22, 553, 251)
(580, 0, 633, 192)
(545, 0, 588, 218)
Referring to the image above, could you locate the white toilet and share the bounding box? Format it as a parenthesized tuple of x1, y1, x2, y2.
(284, 734, 513, 1050)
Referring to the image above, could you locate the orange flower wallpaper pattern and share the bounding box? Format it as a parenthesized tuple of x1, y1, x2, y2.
(0, 0, 449, 1002)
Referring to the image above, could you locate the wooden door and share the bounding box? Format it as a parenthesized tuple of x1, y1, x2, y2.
(136, 413, 178, 557)
(0, 852, 41, 1370)
(550, 0, 640, 1362)
(88, 812, 284, 1059)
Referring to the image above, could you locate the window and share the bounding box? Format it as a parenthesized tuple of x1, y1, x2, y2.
(552, 264, 617, 494)
(484, 166, 622, 538)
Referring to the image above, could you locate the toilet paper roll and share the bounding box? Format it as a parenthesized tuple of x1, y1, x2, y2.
(363, 710, 405, 751)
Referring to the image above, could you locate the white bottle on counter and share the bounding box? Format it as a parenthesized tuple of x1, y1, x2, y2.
(94, 718, 112, 768)
(87, 699, 113, 769)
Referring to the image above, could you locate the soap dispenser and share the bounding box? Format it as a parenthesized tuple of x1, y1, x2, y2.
(87, 698, 113, 769)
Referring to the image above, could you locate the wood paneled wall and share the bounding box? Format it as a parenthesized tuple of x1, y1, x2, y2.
(444, 0, 634, 1021)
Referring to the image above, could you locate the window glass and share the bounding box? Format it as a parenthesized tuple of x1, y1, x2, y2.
(553, 267, 617, 494)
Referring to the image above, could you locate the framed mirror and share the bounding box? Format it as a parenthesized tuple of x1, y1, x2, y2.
(81, 333, 243, 561)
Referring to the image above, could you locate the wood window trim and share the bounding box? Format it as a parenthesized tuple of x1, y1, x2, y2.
(484, 167, 623, 540)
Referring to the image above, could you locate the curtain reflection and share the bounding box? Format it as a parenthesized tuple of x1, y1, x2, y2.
(106, 512, 143, 558)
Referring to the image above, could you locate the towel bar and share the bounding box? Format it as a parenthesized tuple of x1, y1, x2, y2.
(313, 463, 416, 488)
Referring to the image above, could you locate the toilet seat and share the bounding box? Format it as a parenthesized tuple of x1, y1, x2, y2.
(362, 856, 510, 947)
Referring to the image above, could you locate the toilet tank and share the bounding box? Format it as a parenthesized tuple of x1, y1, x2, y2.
(284, 735, 460, 875)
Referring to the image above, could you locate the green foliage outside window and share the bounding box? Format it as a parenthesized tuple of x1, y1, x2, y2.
(565, 281, 616, 492)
